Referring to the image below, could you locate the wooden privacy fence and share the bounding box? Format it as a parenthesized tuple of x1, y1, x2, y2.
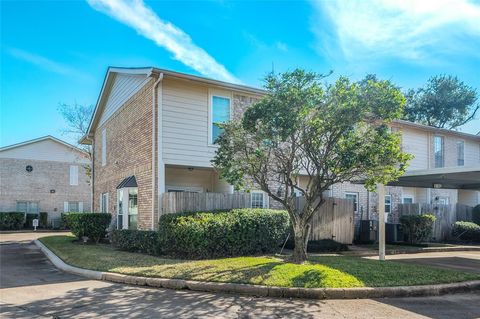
(397, 203, 474, 242)
(159, 193, 355, 244)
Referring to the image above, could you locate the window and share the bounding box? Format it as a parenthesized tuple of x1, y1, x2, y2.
(402, 196, 414, 204)
(101, 128, 107, 166)
(210, 95, 230, 144)
(16, 201, 39, 214)
(434, 136, 444, 168)
(69, 165, 79, 186)
(437, 197, 449, 205)
(457, 141, 465, 166)
(385, 195, 392, 214)
(128, 188, 138, 230)
(117, 187, 138, 230)
(117, 189, 124, 229)
(251, 191, 268, 208)
(101, 193, 109, 213)
(68, 201, 79, 212)
(345, 192, 358, 213)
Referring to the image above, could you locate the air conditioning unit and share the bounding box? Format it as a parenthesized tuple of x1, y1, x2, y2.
(386, 223, 404, 243)
(359, 220, 378, 243)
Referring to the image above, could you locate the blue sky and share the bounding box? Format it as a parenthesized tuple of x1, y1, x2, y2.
(1, 0, 479, 147)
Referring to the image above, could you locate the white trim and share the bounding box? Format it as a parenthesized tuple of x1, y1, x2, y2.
(456, 139, 465, 167)
(208, 89, 232, 146)
(402, 195, 414, 204)
(345, 192, 359, 213)
(166, 185, 204, 193)
(384, 194, 392, 214)
(79, 202, 84, 213)
(250, 190, 268, 208)
(69, 165, 79, 186)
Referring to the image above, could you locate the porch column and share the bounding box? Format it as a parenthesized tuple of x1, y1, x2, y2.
(377, 183, 386, 261)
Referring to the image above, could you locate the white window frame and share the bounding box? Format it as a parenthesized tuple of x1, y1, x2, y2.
(101, 192, 109, 213)
(101, 128, 107, 166)
(434, 135, 444, 168)
(69, 165, 79, 186)
(457, 140, 465, 166)
(385, 195, 392, 214)
(208, 90, 232, 146)
(250, 190, 269, 208)
(117, 187, 138, 230)
(402, 195, 414, 204)
(345, 192, 359, 213)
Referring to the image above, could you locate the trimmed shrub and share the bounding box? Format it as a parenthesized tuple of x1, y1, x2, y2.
(39, 212, 48, 228)
(284, 239, 348, 252)
(473, 205, 480, 225)
(66, 213, 111, 243)
(158, 208, 290, 259)
(111, 230, 160, 255)
(400, 214, 436, 244)
(452, 221, 480, 242)
(25, 213, 38, 228)
(0, 212, 25, 230)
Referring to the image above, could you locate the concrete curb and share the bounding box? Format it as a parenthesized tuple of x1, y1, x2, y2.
(34, 240, 480, 300)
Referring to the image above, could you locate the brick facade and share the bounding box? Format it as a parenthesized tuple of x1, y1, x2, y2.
(92, 78, 154, 230)
(0, 158, 91, 222)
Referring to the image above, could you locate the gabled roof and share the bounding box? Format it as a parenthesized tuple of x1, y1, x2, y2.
(117, 175, 138, 189)
(80, 66, 266, 145)
(0, 135, 88, 155)
(393, 119, 480, 141)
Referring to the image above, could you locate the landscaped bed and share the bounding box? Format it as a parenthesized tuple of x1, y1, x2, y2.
(40, 235, 480, 288)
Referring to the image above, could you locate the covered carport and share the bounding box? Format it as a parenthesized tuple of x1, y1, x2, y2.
(375, 166, 480, 260)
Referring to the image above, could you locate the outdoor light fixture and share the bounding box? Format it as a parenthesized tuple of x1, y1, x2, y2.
(433, 183, 442, 189)
(26, 165, 33, 172)
(50, 189, 55, 194)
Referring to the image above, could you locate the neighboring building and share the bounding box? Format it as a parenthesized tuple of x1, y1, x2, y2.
(82, 67, 480, 230)
(0, 136, 91, 224)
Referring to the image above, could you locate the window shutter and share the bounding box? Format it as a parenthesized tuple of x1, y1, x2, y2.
(79, 202, 83, 213)
(64, 202, 69, 213)
(99, 196, 103, 213)
(106, 194, 109, 213)
(70, 165, 78, 186)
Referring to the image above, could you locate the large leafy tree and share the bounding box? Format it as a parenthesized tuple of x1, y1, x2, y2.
(213, 70, 412, 263)
(403, 75, 479, 129)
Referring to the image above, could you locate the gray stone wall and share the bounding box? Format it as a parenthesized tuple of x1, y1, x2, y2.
(0, 158, 91, 222)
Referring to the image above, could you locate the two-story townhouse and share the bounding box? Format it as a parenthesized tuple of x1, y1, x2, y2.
(0, 136, 91, 225)
(82, 67, 480, 231)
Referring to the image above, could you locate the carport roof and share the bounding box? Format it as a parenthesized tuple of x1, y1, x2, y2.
(386, 166, 480, 190)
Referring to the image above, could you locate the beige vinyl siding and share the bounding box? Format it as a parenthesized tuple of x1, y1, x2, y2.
(165, 166, 231, 193)
(162, 78, 219, 167)
(0, 139, 88, 163)
(99, 73, 150, 126)
(464, 140, 480, 167)
(401, 127, 429, 170)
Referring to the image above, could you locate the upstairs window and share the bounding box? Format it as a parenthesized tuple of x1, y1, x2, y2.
(434, 136, 444, 168)
(210, 96, 230, 144)
(69, 165, 79, 186)
(385, 195, 392, 214)
(457, 141, 465, 166)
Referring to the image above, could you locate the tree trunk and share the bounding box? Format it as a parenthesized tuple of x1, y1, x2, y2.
(291, 223, 308, 263)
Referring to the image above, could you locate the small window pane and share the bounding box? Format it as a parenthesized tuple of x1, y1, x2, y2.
(434, 136, 444, 168)
(117, 190, 123, 229)
(16, 201, 27, 213)
(403, 197, 413, 204)
(68, 201, 79, 212)
(457, 141, 464, 166)
(211, 96, 230, 143)
(345, 193, 358, 212)
(385, 195, 391, 213)
(251, 192, 264, 208)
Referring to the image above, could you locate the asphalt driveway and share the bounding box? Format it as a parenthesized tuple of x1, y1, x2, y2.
(1, 232, 479, 319)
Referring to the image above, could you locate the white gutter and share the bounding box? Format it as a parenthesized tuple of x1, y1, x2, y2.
(152, 73, 164, 230)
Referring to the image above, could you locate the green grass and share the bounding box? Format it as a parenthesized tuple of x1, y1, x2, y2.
(40, 235, 480, 288)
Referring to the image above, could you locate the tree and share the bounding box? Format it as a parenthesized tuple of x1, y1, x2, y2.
(212, 70, 412, 263)
(403, 75, 479, 129)
(58, 102, 94, 180)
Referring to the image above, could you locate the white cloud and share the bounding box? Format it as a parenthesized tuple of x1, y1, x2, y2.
(8, 48, 85, 77)
(87, 0, 240, 83)
(312, 0, 480, 62)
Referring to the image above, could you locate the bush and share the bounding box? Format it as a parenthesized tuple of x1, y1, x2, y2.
(400, 214, 436, 244)
(452, 221, 480, 242)
(0, 212, 25, 230)
(60, 213, 70, 229)
(25, 213, 38, 228)
(473, 205, 480, 225)
(39, 212, 48, 228)
(158, 208, 290, 259)
(66, 213, 111, 243)
(111, 230, 160, 255)
(284, 239, 348, 252)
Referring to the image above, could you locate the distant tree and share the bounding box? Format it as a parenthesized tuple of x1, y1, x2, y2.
(403, 75, 479, 129)
(58, 102, 94, 180)
(213, 70, 412, 263)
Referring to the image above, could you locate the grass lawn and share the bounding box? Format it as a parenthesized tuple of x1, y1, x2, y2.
(40, 235, 480, 289)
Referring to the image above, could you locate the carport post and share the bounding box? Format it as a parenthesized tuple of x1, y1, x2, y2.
(377, 183, 386, 261)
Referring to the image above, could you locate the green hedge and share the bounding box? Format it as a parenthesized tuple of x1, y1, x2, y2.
(400, 214, 436, 244)
(0, 212, 25, 230)
(158, 208, 290, 259)
(65, 213, 111, 243)
(473, 205, 480, 225)
(452, 221, 480, 242)
(111, 230, 160, 255)
(39, 212, 48, 228)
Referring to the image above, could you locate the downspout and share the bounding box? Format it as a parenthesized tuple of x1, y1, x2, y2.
(152, 73, 164, 230)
